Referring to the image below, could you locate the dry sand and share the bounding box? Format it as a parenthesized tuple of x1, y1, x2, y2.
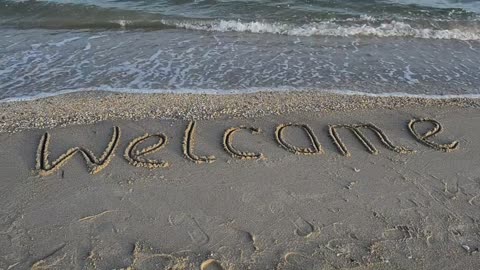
(1, 92, 480, 269)
(1, 90, 479, 133)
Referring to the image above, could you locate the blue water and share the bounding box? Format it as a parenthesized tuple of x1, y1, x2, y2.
(0, 0, 479, 100)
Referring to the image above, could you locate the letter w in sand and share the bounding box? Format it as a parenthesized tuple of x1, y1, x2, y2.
(328, 123, 413, 157)
(35, 127, 121, 176)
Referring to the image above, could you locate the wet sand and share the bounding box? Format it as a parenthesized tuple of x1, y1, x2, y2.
(1, 92, 480, 269)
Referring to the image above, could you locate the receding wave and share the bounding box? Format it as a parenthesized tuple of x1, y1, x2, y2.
(163, 19, 480, 41)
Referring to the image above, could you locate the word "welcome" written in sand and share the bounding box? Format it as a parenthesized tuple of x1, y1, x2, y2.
(34, 118, 458, 177)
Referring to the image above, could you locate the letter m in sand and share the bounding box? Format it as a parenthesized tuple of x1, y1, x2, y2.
(328, 123, 413, 157)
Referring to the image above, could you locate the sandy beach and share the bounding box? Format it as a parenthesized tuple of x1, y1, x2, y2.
(0, 92, 480, 269)
(2, 0, 479, 268)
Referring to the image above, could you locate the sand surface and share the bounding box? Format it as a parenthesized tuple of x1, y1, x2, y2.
(1, 91, 479, 133)
(1, 93, 480, 269)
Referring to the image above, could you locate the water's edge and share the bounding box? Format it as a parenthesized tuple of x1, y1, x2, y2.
(3, 87, 480, 104)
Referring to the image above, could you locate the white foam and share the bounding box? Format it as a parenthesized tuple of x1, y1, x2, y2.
(162, 19, 480, 41)
(2, 86, 480, 103)
(113, 20, 130, 29)
(47, 37, 81, 47)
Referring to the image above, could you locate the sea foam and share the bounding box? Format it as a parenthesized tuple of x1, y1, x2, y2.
(161, 19, 480, 41)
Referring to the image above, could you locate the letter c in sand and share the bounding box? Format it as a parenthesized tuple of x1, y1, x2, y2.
(223, 126, 264, 160)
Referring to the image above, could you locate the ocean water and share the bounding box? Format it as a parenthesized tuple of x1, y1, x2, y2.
(0, 0, 479, 101)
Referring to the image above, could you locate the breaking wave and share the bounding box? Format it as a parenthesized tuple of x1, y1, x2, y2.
(1, 0, 479, 40)
(163, 19, 480, 41)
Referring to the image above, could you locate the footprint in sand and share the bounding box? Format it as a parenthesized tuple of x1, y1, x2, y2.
(277, 252, 315, 270)
(293, 217, 314, 237)
(383, 225, 417, 242)
(201, 259, 224, 270)
(168, 212, 209, 246)
(269, 202, 314, 237)
(129, 242, 191, 270)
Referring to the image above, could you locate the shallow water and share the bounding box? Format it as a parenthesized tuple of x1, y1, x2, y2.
(0, 0, 479, 100)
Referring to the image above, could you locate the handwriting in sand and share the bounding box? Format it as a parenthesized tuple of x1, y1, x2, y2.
(34, 118, 458, 176)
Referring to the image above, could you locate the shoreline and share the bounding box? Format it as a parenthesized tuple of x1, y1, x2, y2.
(4, 88, 480, 104)
(1, 90, 480, 133)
